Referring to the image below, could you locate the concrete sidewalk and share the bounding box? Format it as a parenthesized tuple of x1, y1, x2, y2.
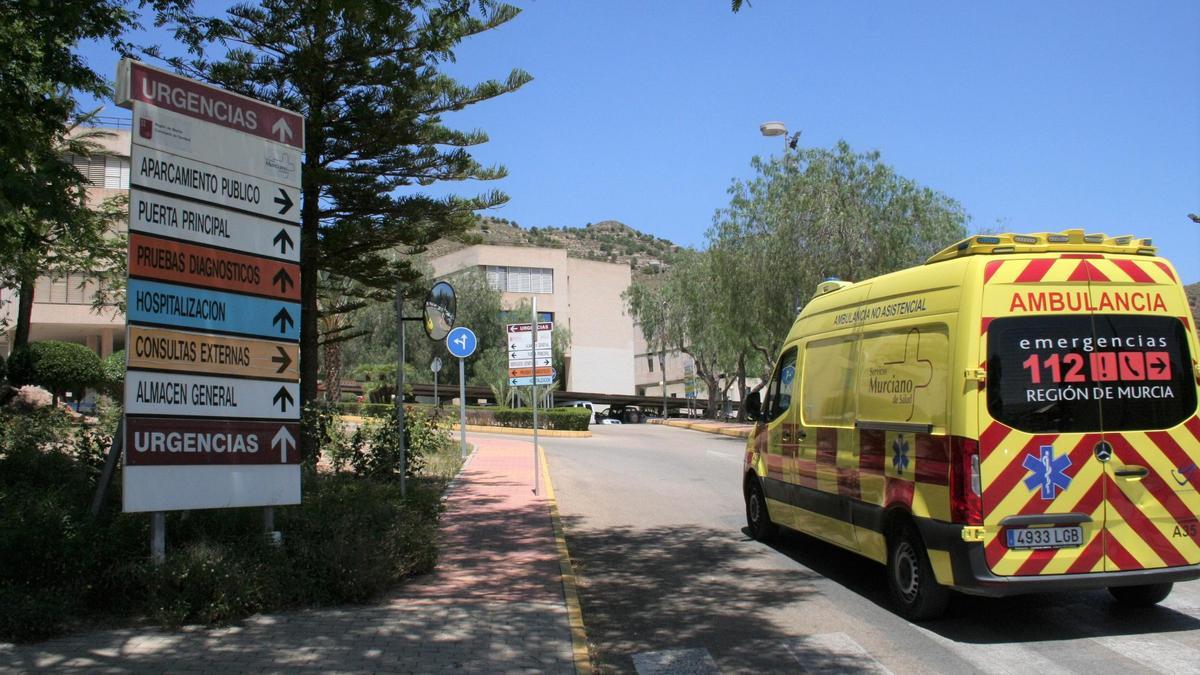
(0, 437, 587, 674)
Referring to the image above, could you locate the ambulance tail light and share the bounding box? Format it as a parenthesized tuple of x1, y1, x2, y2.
(950, 436, 983, 525)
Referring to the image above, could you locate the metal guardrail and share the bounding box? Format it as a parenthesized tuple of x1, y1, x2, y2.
(83, 116, 132, 129)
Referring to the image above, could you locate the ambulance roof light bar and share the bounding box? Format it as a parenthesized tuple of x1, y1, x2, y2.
(925, 230, 1158, 264)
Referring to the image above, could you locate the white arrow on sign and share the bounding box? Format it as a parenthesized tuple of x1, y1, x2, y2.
(272, 425, 295, 463)
(272, 118, 293, 144)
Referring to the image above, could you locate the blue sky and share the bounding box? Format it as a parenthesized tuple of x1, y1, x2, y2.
(81, 2, 1200, 282)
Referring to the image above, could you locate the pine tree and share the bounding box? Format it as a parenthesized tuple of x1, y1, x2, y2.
(161, 0, 531, 445)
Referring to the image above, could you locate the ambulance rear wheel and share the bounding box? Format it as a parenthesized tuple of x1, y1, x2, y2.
(1108, 582, 1173, 607)
(887, 521, 950, 621)
(745, 479, 778, 542)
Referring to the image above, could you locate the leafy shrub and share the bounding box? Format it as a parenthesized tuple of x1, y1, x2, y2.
(0, 351, 6, 383)
(490, 407, 591, 431)
(6, 341, 104, 404)
(0, 400, 455, 642)
(101, 350, 125, 398)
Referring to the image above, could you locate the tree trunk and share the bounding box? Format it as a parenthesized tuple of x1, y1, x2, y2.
(657, 348, 667, 416)
(323, 341, 342, 402)
(12, 269, 36, 350)
(298, 145, 321, 460)
(735, 352, 748, 422)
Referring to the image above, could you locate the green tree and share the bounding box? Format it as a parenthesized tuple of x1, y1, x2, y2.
(708, 140, 968, 386)
(161, 0, 532, 454)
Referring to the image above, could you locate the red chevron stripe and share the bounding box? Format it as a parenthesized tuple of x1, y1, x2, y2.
(1015, 258, 1055, 283)
(1012, 477, 1105, 576)
(1112, 259, 1154, 283)
(1107, 435, 1200, 551)
(1065, 535, 1105, 574)
(982, 433, 1060, 506)
(795, 458, 818, 489)
(1067, 259, 1110, 283)
(979, 421, 1011, 461)
(1105, 475, 1187, 568)
(1106, 535, 1141, 571)
(1185, 417, 1200, 443)
(1145, 431, 1200, 490)
(981, 317, 993, 334)
(885, 477, 913, 509)
(984, 260, 1004, 285)
(1155, 261, 1177, 282)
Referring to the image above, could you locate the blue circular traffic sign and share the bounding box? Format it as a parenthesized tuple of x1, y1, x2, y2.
(446, 326, 477, 358)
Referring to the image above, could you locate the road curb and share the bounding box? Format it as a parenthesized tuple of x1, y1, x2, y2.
(538, 445, 594, 675)
(452, 424, 592, 438)
(649, 418, 753, 439)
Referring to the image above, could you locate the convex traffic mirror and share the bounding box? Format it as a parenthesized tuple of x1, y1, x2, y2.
(423, 281, 457, 340)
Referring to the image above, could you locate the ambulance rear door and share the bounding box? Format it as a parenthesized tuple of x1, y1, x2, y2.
(1084, 257, 1200, 573)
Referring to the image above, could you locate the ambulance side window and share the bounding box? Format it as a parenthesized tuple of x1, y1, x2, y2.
(764, 348, 799, 422)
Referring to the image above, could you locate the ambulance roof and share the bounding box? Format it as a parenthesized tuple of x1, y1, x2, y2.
(925, 229, 1156, 264)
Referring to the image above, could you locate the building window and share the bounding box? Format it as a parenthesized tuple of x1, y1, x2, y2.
(647, 355, 654, 372)
(33, 273, 101, 305)
(483, 266, 554, 294)
(66, 153, 129, 189)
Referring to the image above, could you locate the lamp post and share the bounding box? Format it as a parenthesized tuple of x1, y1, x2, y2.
(760, 120, 801, 151)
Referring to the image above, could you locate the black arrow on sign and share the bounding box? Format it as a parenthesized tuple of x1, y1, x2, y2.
(272, 307, 294, 334)
(272, 346, 293, 374)
(1149, 354, 1168, 376)
(274, 188, 294, 215)
(273, 228, 294, 255)
(273, 386, 294, 412)
(273, 268, 294, 294)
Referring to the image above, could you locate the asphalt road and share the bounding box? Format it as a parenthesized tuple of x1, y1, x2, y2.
(540, 424, 1200, 675)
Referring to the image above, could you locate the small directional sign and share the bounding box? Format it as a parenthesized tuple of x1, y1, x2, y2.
(508, 366, 555, 378)
(131, 102, 300, 188)
(509, 349, 552, 360)
(129, 232, 300, 300)
(131, 145, 300, 224)
(127, 278, 300, 341)
(126, 370, 300, 420)
(129, 190, 300, 262)
(127, 326, 298, 380)
(125, 418, 301, 465)
(509, 375, 556, 387)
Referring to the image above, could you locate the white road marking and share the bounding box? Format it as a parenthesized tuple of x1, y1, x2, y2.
(911, 624, 1073, 675)
(1094, 635, 1200, 673)
(784, 632, 892, 674)
(632, 647, 721, 675)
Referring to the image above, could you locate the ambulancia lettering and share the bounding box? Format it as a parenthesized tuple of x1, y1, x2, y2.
(1008, 290, 1168, 313)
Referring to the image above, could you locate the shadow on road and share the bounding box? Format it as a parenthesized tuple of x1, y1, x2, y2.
(560, 516, 888, 673)
(760, 524, 1200, 645)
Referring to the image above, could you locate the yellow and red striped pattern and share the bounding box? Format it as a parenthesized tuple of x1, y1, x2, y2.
(982, 255, 1175, 287)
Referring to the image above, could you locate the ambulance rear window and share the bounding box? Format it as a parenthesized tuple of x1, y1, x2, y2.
(987, 315, 1196, 433)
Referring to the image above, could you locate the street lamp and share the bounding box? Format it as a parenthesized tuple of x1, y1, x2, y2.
(760, 120, 801, 150)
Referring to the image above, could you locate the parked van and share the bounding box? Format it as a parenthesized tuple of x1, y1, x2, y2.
(743, 231, 1200, 620)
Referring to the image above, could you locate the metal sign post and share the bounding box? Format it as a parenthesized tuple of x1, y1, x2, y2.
(445, 327, 477, 459)
(531, 297, 539, 496)
(431, 357, 443, 409)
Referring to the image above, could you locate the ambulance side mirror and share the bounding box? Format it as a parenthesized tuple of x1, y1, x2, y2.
(744, 391, 762, 421)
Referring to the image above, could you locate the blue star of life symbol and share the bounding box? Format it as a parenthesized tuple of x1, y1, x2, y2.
(892, 434, 910, 475)
(1023, 445, 1072, 500)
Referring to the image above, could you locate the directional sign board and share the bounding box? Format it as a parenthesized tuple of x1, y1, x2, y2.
(118, 59, 303, 512)
(506, 322, 553, 388)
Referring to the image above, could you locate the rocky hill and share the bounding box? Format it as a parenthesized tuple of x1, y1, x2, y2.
(424, 217, 682, 278)
(1187, 282, 1199, 324)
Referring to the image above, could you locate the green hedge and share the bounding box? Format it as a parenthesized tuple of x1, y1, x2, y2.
(491, 407, 591, 431)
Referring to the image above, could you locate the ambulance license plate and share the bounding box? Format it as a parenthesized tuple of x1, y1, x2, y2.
(1006, 526, 1083, 549)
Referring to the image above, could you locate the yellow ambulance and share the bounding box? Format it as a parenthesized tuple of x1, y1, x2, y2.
(742, 230, 1200, 620)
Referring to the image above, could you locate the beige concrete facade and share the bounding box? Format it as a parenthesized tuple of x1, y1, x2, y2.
(430, 245, 635, 395)
(0, 126, 130, 358)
